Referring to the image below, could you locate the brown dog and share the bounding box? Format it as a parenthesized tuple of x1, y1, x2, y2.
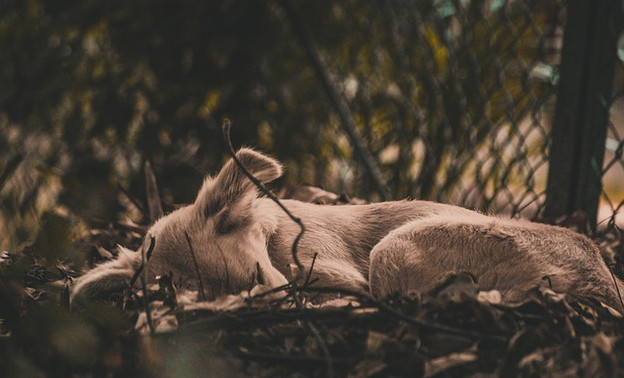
(71, 149, 624, 311)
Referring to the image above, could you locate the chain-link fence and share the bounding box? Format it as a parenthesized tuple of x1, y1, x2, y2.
(284, 0, 565, 219)
(283, 0, 623, 226)
(601, 55, 624, 227)
(0, 0, 621, 251)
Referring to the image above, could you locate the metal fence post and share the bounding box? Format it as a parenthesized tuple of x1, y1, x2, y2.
(544, 0, 622, 229)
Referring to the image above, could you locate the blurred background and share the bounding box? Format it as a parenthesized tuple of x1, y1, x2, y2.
(1, 0, 623, 254)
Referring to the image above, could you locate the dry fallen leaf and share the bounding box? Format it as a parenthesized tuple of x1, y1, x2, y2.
(349, 359, 387, 378)
(365, 331, 391, 355)
(424, 347, 478, 377)
(181, 294, 246, 312)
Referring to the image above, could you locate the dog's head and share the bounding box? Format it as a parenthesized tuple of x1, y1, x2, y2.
(70, 148, 289, 305)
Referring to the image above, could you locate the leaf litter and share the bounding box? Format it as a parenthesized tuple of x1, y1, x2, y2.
(3, 182, 624, 376)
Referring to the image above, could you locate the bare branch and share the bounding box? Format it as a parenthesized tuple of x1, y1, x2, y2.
(299, 286, 507, 342)
(277, 0, 390, 201)
(144, 160, 164, 221)
(0, 152, 24, 192)
(129, 234, 155, 289)
(222, 120, 333, 377)
(139, 234, 156, 334)
(117, 182, 147, 218)
(185, 231, 208, 302)
(303, 253, 318, 289)
(221, 120, 306, 283)
(609, 269, 624, 311)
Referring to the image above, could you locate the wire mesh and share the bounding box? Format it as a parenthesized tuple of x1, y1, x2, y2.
(306, 0, 565, 218)
(600, 41, 624, 227)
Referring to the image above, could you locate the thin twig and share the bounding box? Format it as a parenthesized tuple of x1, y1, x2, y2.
(0, 152, 24, 192)
(212, 238, 232, 297)
(300, 286, 508, 342)
(144, 160, 164, 221)
(609, 269, 624, 312)
(129, 235, 156, 288)
(185, 231, 208, 301)
(117, 182, 148, 218)
(251, 283, 294, 300)
(303, 253, 318, 289)
(222, 121, 333, 377)
(236, 349, 348, 365)
(292, 292, 334, 377)
(222, 120, 306, 282)
(304, 319, 333, 371)
(277, 0, 390, 201)
(602, 223, 624, 312)
(139, 235, 155, 334)
(179, 304, 381, 331)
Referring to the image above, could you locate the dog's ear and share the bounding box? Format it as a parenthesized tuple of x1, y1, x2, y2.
(194, 148, 283, 221)
(231, 148, 283, 184)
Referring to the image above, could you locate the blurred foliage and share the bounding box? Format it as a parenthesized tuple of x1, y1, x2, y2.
(0, 0, 562, 251)
(2, 1, 623, 375)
